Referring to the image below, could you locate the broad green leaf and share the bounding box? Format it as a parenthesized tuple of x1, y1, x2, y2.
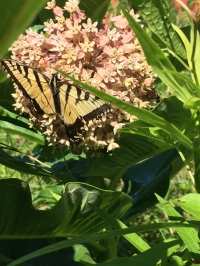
(0, 179, 132, 237)
(85, 133, 171, 179)
(123, 150, 176, 217)
(121, 6, 193, 103)
(170, 144, 194, 178)
(156, 194, 199, 258)
(0, 0, 48, 58)
(131, 0, 186, 59)
(172, 193, 200, 220)
(0, 239, 73, 266)
(120, 125, 169, 145)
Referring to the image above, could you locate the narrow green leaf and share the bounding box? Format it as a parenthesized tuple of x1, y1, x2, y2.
(156, 194, 199, 258)
(97, 239, 182, 266)
(126, 96, 192, 132)
(0, 149, 53, 177)
(90, 204, 150, 252)
(184, 97, 200, 109)
(193, 23, 200, 86)
(172, 23, 191, 60)
(0, 120, 44, 145)
(9, 237, 183, 266)
(58, 70, 193, 150)
(159, 70, 199, 99)
(121, 6, 193, 103)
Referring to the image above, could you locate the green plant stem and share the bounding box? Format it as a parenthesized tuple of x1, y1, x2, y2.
(100, 229, 117, 261)
(176, 146, 195, 184)
(87, 240, 107, 252)
(194, 109, 200, 192)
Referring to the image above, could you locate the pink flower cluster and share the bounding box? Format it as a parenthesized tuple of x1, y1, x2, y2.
(9, 0, 156, 153)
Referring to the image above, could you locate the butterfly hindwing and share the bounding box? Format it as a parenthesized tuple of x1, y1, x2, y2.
(59, 84, 110, 126)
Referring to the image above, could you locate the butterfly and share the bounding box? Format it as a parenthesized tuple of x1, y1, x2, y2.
(1, 59, 111, 139)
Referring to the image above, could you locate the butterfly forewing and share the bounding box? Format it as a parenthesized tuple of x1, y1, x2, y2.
(1, 59, 56, 114)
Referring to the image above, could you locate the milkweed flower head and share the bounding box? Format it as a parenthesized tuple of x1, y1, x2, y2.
(8, 0, 156, 154)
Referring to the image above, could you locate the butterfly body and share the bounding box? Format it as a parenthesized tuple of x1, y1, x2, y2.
(1, 59, 111, 140)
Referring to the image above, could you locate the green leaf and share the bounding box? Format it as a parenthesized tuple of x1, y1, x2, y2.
(184, 97, 200, 109)
(172, 23, 191, 60)
(159, 71, 199, 100)
(172, 193, 200, 220)
(0, 148, 80, 182)
(156, 194, 200, 259)
(8, 222, 190, 265)
(73, 244, 96, 264)
(97, 239, 182, 266)
(0, 119, 44, 146)
(131, 0, 186, 59)
(58, 70, 193, 151)
(80, 0, 110, 22)
(0, 179, 132, 237)
(39, 0, 110, 23)
(86, 133, 171, 180)
(33, 184, 64, 207)
(90, 204, 150, 252)
(193, 28, 200, 86)
(0, 149, 55, 178)
(0, 81, 15, 112)
(124, 96, 192, 132)
(0, 0, 48, 58)
(0, 254, 30, 266)
(121, 6, 193, 103)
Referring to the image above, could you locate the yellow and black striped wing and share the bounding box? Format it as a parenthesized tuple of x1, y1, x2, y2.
(1, 59, 111, 138)
(1, 59, 56, 115)
(59, 84, 111, 126)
